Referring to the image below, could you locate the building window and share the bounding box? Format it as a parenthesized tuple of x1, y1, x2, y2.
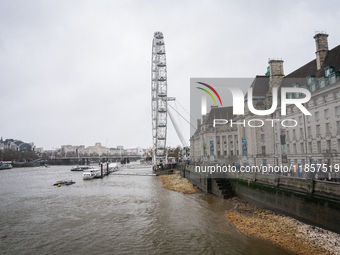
(330, 75, 337, 84)
(337, 121, 340, 132)
(287, 144, 290, 154)
(291, 107, 294, 113)
(261, 134, 265, 142)
(325, 67, 333, 77)
(319, 79, 325, 88)
(307, 126, 311, 135)
(307, 115, 311, 122)
(311, 84, 316, 92)
(335, 91, 340, 99)
(314, 99, 318, 106)
(300, 143, 304, 154)
(315, 111, 319, 120)
(317, 141, 321, 153)
(336, 106, 340, 116)
(300, 128, 303, 138)
(307, 76, 314, 84)
(316, 125, 321, 135)
(324, 95, 328, 103)
(338, 139, 340, 151)
(230, 151, 233, 156)
(299, 116, 303, 124)
(293, 144, 297, 154)
(263, 159, 267, 166)
(327, 140, 331, 151)
(293, 129, 296, 139)
(326, 123, 331, 133)
(287, 130, 290, 140)
(308, 142, 312, 153)
(262, 146, 266, 155)
(324, 109, 330, 118)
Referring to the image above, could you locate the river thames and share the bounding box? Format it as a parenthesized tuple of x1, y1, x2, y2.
(0, 165, 292, 254)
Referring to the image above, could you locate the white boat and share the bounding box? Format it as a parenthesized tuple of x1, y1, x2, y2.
(82, 168, 101, 180)
(71, 165, 94, 171)
(108, 163, 120, 170)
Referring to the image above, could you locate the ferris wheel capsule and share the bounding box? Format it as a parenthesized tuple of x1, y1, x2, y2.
(157, 92, 167, 97)
(156, 40, 164, 45)
(157, 62, 166, 67)
(154, 31, 163, 39)
(157, 76, 166, 81)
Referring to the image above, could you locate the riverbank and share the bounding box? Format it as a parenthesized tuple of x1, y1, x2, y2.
(226, 197, 340, 255)
(158, 170, 198, 194)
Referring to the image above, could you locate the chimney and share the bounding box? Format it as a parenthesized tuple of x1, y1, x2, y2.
(268, 59, 284, 88)
(314, 33, 329, 70)
(202, 114, 208, 123)
(197, 119, 201, 129)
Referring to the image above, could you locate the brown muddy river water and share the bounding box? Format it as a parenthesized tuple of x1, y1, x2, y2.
(0, 165, 293, 254)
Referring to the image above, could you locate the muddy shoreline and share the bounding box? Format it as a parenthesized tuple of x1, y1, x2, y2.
(158, 170, 198, 194)
(158, 172, 339, 254)
(226, 197, 340, 255)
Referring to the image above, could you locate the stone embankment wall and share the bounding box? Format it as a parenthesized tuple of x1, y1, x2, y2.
(179, 164, 340, 234)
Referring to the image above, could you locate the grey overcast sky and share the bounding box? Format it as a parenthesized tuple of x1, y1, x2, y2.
(1, 0, 340, 150)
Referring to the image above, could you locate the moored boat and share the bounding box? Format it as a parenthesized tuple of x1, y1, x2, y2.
(82, 168, 101, 180)
(71, 165, 93, 171)
(108, 163, 120, 170)
(0, 162, 13, 170)
(53, 180, 75, 186)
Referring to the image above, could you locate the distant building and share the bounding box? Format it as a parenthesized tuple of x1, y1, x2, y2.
(125, 147, 145, 156)
(1, 139, 34, 151)
(36, 147, 44, 153)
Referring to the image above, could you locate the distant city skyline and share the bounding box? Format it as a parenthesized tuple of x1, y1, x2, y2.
(1, 0, 340, 150)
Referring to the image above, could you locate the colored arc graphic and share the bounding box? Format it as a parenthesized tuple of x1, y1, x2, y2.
(196, 87, 217, 106)
(196, 82, 223, 106)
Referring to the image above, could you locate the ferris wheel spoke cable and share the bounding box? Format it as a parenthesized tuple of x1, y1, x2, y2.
(175, 100, 196, 122)
(167, 103, 196, 129)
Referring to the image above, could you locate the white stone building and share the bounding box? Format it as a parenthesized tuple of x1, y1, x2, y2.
(191, 33, 340, 171)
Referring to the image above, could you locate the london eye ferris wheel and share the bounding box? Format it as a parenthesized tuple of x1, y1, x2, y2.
(151, 31, 168, 165)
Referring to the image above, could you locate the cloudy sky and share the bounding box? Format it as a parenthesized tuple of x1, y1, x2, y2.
(1, 0, 340, 150)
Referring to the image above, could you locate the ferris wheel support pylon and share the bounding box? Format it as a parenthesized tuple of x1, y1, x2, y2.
(168, 106, 189, 148)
